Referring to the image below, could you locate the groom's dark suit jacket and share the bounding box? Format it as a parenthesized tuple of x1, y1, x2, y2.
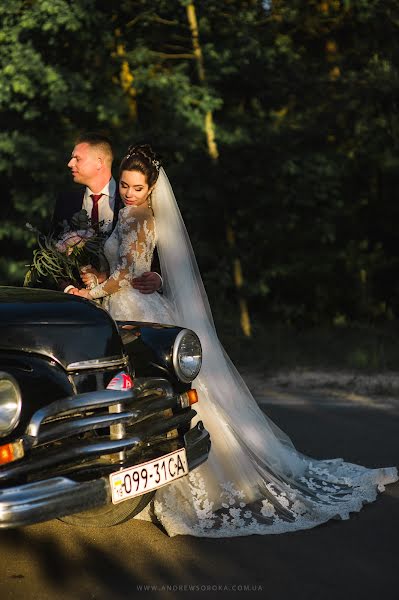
(51, 186, 122, 235)
(51, 186, 161, 289)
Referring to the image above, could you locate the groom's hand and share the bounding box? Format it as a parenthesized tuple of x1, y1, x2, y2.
(132, 272, 162, 294)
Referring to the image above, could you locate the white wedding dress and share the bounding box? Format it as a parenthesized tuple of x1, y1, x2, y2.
(90, 170, 398, 537)
(92, 203, 172, 325)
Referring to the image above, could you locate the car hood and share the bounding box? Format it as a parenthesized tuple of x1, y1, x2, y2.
(0, 287, 124, 369)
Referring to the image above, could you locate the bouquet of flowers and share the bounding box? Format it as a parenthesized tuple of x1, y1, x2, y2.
(24, 210, 108, 289)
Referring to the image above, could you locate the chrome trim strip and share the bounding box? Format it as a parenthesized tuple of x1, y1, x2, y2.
(66, 355, 129, 372)
(0, 477, 109, 528)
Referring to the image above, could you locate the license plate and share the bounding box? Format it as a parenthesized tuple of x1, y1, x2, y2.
(110, 448, 189, 504)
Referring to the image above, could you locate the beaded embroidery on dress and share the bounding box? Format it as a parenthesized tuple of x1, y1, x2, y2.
(89, 204, 172, 323)
(93, 170, 397, 537)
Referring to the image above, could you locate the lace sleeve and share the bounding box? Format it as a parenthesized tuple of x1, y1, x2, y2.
(90, 207, 155, 299)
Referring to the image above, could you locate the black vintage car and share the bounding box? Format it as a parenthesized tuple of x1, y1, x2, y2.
(0, 286, 210, 528)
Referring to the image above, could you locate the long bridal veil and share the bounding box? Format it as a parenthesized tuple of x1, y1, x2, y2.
(141, 168, 397, 537)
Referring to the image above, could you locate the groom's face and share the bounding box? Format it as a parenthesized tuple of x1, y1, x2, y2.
(68, 143, 99, 186)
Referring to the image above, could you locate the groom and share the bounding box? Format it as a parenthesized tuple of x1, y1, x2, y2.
(52, 132, 162, 295)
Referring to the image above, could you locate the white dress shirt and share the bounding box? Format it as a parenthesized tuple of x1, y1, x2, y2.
(64, 177, 116, 292)
(83, 177, 117, 234)
(65, 176, 162, 292)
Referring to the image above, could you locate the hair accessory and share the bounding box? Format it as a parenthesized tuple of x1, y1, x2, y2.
(124, 151, 160, 171)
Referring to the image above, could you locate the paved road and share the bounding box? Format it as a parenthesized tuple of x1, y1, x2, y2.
(0, 385, 398, 600)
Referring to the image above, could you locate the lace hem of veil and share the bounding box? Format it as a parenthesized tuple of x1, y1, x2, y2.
(136, 461, 397, 538)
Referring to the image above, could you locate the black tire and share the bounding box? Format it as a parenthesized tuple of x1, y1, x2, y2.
(59, 491, 155, 527)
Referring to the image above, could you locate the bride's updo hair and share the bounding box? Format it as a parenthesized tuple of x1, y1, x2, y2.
(119, 144, 161, 188)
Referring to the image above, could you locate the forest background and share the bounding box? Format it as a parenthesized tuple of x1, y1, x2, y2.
(1, 0, 399, 371)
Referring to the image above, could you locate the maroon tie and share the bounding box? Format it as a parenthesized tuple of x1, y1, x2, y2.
(90, 194, 103, 228)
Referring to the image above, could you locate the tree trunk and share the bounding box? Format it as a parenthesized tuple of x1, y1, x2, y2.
(185, 1, 251, 336)
(114, 28, 137, 120)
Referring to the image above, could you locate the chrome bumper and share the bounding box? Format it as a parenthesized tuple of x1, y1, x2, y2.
(0, 422, 210, 528)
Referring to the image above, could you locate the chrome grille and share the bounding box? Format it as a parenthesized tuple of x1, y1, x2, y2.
(0, 378, 195, 484)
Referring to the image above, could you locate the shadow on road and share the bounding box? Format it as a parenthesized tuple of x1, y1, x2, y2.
(0, 388, 398, 600)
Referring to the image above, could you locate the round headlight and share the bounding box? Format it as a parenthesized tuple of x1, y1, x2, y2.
(172, 330, 202, 383)
(0, 373, 22, 436)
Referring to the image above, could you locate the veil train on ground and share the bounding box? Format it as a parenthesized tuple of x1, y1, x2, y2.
(134, 168, 397, 537)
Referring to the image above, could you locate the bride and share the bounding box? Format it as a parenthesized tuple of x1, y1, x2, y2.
(76, 144, 397, 537)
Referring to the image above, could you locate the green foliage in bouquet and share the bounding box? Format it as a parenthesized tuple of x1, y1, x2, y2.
(24, 210, 108, 289)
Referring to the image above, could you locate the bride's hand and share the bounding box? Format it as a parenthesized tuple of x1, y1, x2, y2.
(97, 271, 107, 283)
(75, 289, 92, 299)
(80, 265, 107, 286)
(80, 265, 98, 287)
(80, 265, 108, 287)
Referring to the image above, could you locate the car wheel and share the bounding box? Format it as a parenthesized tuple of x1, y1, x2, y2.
(59, 491, 155, 527)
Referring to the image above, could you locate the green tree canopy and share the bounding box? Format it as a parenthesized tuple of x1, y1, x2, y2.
(1, 0, 398, 326)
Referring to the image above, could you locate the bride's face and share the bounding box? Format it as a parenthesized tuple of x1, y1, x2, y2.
(119, 170, 152, 207)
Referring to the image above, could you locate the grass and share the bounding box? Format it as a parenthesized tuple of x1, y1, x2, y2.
(214, 313, 399, 374)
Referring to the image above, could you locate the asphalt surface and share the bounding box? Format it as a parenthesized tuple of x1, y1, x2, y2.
(0, 384, 398, 600)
